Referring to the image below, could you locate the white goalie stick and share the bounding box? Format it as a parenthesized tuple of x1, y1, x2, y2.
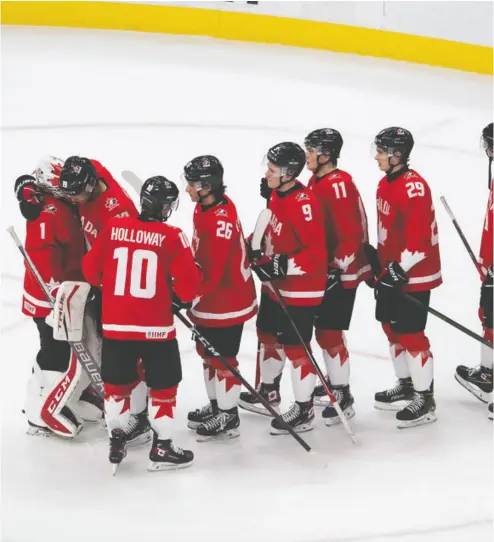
(251, 209, 358, 444)
(7, 226, 104, 398)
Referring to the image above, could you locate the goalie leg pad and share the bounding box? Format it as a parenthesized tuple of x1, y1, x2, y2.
(25, 351, 84, 438)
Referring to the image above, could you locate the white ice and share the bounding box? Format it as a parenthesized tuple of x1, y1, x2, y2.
(1, 25, 493, 542)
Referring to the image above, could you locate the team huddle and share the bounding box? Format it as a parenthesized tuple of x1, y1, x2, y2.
(14, 123, 493, 473)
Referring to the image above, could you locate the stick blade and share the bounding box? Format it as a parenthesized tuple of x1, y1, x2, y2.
(251, 209, 272, 253)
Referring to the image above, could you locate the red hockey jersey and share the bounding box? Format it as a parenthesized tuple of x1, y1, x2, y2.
(22, 196, 85, 318)
(187, 196, 258, 327)
(376, 168, 442, 292)
(263, 182, 327, 306)
(82, 215, 201, 341)
(308, 169, 371, 288)
(479, 183, 493, 278)
(78, 160, 137, 247)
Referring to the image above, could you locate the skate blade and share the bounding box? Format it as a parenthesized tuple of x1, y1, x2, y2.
(314, 397, 330, 407)
(397, 412, 437, 429)
(126, 430, 152, 448)
(26, 425, 54, 438)
(196, 428, 240, 443)
(270, 422, 314, 435)
(111, 463, 120, 476)
(374, 400, 411, 412)
(488, 412, 493, 421)
(454, 374, 491, 403)
(324, 406, 355, 426)
(238, 400, 280, 417)
(147, 459, 194, 472)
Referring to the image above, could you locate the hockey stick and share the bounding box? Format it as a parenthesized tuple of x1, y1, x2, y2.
(7, 226, 105, 397)
(440, 196, 484, 278)
(173, 310, 312, 453)
(251, 209, 358, 444)
(364, 243, 493, 349)
(121, 170, 144, 194)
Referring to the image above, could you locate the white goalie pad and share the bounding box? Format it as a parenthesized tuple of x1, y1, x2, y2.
(53, 281, 92, 341)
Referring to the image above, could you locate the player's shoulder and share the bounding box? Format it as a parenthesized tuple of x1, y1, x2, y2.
(205, 198, 236, 223)
(327, 169, 353, 184)
(291, 182, 316, 205)
(39, 195, 70, 219)
(401, 169, 426, 183)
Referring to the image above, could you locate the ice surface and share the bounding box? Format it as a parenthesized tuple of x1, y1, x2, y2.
(1, 26, 493, 542)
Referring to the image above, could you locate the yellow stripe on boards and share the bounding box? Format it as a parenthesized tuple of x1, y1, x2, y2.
(1, 1, 492, 75)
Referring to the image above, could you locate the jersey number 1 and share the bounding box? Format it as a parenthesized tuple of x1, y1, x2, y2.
(113, 247, 157, 299)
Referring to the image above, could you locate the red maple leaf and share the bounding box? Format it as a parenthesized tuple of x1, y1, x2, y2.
(290, 355, 316, 380)
(151, 399, 175, 419)
(216, 368, 240, 392)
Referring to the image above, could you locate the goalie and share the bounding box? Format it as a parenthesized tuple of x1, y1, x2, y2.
(14, 158, 102, 438)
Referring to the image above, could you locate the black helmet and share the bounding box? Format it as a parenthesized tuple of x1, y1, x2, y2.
(59, 156, 98, 196)
(267, 142, 305, 180)
(182, 155, 224, 191)
(482, 122, 493, 156)
(304, 128, 343, 162)
(374, 127, 414, 162)
(140, 176, 179, 222)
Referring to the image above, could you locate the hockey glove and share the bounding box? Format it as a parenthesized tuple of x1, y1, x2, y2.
(172, 293, 193, 313)
(480, 265, 493, 329)
(251, 254, 288, 282)
(326, 266, 343, 292)
(15, 175, 44, 221)
(260, 177, 272, 201)
(376, 261, 408, 300)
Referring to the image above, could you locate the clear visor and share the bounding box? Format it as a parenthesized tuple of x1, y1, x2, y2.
(260, 155, 289, 181)
(180, 172, 206, 191)
(481, 135, 493, 158)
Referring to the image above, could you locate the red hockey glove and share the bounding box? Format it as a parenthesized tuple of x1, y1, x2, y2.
(14, 175, 44, 221)
(251, 254, 288, 282)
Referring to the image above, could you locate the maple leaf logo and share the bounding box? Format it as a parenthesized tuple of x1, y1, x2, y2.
(264, 231, 274, 256)
(400, 249, 425, 270)
(378, 219, 387, 245)
(287, 257, 305, 276)
(334, 254, 355, 271)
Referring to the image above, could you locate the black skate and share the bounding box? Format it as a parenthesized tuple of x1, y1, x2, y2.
(270, 401, 315, 435)
(488, 402, 493, 420)
(313, 375, 331, 407)
(109, 428, 127, 475)
(147, 434, 194, 472)
(196, 408, 240, 442)
(455, 365, 493, 403)
(187, 399, 218, 430)
(239, 380, 281, 416)
(396, 391, 437, 429)
(322, 385, 355, 426)
(125, 411, 152, 447)
(375, 377, 415, 411)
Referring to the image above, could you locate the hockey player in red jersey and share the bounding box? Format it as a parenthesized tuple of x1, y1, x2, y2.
(83, 177, 201, 471)
(372, 127, 441, 428)
(304, 128, 371, 425)
(14, 166, 90, 438)
(182, 155, 258, 441)
(59, 156, 151, 444)
(455, 122, 493, 419)
(240, 142, 327, 434)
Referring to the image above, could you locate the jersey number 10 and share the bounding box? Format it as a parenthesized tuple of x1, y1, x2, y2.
(113, 247, 157, 299)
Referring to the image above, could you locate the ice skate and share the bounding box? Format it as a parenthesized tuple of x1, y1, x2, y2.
(270, 401, 314, 435)
(375, 377, 415, 411)
(125, 411, 152, 447)
(488, 402, 493, 420)
(239, 382, 281, 416)
(455, 365, 493, 403)
(196, 408, 240, 442)
(26, 421, 56, 438)
(396, 391, 437, 429)
(109, 428, 127, 475)
(187, 399, 218, 430)
(321, 385, 355, 426)
(147, 434, 194, 472)
(77, 386, 104, 422)
(313, 375, 331, 406)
